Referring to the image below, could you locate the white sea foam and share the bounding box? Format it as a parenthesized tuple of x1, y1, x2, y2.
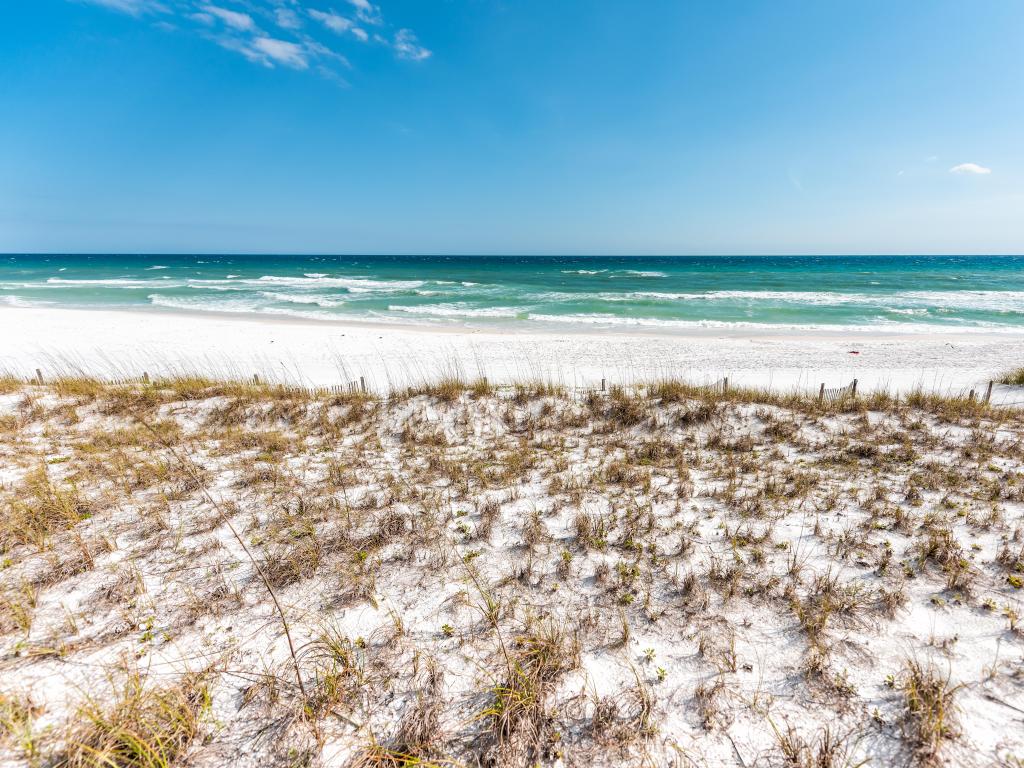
(260, 292, 346, 308)
(524, 312, 1024, 334)
(148, 294, 263, 313)
(387, 303, 526, 319)
(253, 275, 424, 292)
(146, 265, 168, 270)
(526, 289, 1024, 311)
(893, 291, 1024, 313)
(0, 282, 42, 290)
(46, 278, 176, 288)
(887, 308, 930, 316)
(0, 295, 52, 308)
(185, 280, 252, 292)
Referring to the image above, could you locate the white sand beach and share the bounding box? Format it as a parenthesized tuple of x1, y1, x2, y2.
(2, 305, 1023, 397)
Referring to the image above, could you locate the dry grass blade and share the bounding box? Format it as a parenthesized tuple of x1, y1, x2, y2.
(0, 690, 43, 761)
(998, 367, 1024, 386)
(134, 417, 310, 705)
(1, 467, 92, 552)
(899, 659, 961, 764)
(59, 667, 207, 768)
(477, 621, 580, 764)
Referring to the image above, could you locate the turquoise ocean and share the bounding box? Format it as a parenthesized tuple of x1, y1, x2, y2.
(2, 255, 1024, 333)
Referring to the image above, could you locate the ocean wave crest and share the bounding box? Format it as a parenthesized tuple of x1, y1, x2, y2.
(254, 275, 425, 292)
(387, 303, 526, 319)
(47, 278, 181, 287)
(260, 292, 346, 308)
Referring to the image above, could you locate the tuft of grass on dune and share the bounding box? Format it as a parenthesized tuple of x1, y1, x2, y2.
(51, 376, 108, 400)
(0, 691, 42, 762)
(59, 667, 208, 768)
(999, 366, 1024, 386)
(0, 374, 22, 395)
(899, 660, 961, 764)
(1, 467, 93, 553)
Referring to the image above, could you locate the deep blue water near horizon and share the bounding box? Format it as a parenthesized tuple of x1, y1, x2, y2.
(2, 254, 1024, 332)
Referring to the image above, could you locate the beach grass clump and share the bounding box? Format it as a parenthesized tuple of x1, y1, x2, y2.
(347, 663, 448, 767)
(999, 366, 1024, 386)
(60, 668, 208, 768)
(393, 375, 467, 403)
(347, 744, 451, 768)
(771, 722, 863, 768)
(424, 375, 467, 403)
(899, 660, 960, 763)
(0, 690, 42, 761)
(0, 373, 24, 394)
(51, 376, 108, 400)
(0, 580, 39, 635)
(479, 621, 580, 762)
(1, 467, 93, 552)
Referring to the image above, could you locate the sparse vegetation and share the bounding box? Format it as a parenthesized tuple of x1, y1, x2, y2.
(0, 375, 1021, 767)
(60, 667, 208, 768)
(1000, 366, 1024, 386)
(899, 660, 961, 764)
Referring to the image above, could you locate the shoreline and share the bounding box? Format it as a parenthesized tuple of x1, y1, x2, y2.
(2, 304, 1023, 396)
(5, 301, 1024, 343)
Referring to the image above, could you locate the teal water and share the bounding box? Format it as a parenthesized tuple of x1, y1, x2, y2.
(2, 255, 1024, 333)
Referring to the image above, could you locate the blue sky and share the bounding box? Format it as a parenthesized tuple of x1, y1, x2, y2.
(1, 0, 1022, 254)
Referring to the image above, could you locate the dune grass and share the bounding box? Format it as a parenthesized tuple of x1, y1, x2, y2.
(0, 373, 1021, 767)
(59, 667, 208, 768)
(999, 366, 1024, 386)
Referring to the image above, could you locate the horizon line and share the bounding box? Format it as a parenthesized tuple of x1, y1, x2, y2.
(4, 252, 1024, 259)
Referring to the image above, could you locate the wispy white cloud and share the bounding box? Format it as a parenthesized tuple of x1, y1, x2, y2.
(949, 162, 991, 175)
(202, 4, 255, 31)
(309, 8, 371, 42)
(310, 9, 351, 33)
(251, 36, 309, 68)
(72, 0, 429, 80)
(78, 0, 168, 15)
(346, 0, 382, 25)
(393, 28, 430, 61)
(275, 7, 302, 29)
(218, 34, 308, 69)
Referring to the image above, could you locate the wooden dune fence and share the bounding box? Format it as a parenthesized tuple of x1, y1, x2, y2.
(818, 379, 857, 403)
(25, 368, 1008, 407)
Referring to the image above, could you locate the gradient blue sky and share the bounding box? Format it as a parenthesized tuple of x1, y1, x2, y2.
(1, 0, 1022, 254)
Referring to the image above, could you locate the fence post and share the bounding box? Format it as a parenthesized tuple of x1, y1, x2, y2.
(722, 377, 728, 395)
(253, 374, 260, 385)
(142, 372, 150, 384)
(985, 380, 993, 404)
(35, 368, 44, 385)
(818, 383, 825, 403)
(851, 379, 858, 398)
(360, 376, 366, 393)
(601, 378, 606, 392)
(968, 389, 976, 402)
